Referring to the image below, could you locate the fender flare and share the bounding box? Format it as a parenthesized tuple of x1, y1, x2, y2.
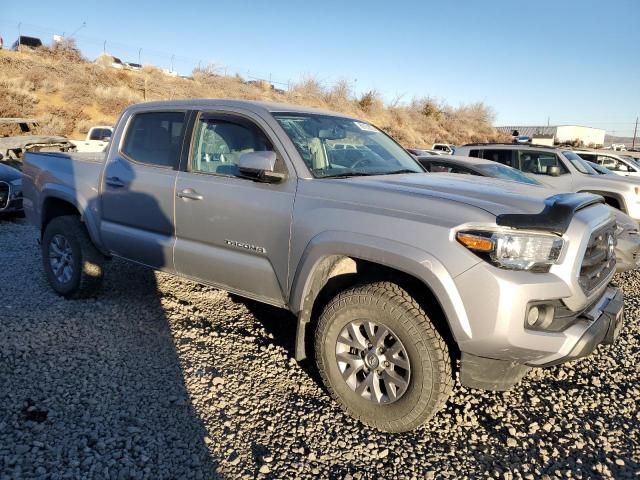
(40, 184, 105, 253)
(577, 190, 627, 213)
(289, 231, 472, 360)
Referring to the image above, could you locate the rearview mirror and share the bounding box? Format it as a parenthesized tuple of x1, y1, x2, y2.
(318, 127, 346, 140)
(547, 166, 561, 177)
(238, 151, 285, 183)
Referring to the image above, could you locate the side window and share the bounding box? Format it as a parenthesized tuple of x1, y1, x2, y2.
(598, 155, 629, 172)
(578, 153, 597, 163)
(122, 111, 185, 168)
(190, 115, 279, 177)
(518, 151, 568, 175)
(89, 128, 111, 141)
(468, 149, 480, 158)
(481, 149, 514, 167)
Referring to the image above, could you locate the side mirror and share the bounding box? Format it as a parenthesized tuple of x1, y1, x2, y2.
(547, 166, 561, 177)
(238, 151, 285, 183)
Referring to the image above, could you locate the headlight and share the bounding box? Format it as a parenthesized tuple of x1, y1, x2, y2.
(10, 178, 22, 187)
(456, 229, 564, 272)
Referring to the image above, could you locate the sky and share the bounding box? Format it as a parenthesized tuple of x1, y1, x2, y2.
(1, 0, 639, 136)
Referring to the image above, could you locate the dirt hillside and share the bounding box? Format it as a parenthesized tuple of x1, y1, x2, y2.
(0, 45, 507, 146)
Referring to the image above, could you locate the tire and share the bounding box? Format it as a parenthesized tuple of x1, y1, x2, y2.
(315, 281, 453, 432)
(42, 215, 105, 299)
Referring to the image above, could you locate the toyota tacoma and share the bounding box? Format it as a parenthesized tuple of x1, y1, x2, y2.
(22, 100, 624, 432)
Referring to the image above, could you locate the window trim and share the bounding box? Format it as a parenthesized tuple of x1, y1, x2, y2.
(184, 110, 288, 180)
(118, 109, 189, 170)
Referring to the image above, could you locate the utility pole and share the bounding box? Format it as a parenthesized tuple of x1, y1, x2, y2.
(17, 22, 21, 47)
(103, 40, 106, 53)
(138, 48, 142, 65)
(633, 116, 638, 149)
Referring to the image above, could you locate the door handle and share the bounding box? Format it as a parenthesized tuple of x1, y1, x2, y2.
(105, 176, 126, 188)
(177, 189, 204, 201)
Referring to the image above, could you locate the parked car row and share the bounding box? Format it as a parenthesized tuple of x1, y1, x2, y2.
(19, 100, 625, 432)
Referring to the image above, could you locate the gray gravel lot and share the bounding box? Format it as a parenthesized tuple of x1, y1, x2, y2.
(1, 217, 639, 479)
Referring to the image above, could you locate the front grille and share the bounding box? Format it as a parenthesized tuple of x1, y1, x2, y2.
(579, 221, 617, 294)
(0, 182, 9, 210)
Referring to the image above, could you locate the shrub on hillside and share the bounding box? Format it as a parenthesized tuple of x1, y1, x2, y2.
(0, 80, 38, 117)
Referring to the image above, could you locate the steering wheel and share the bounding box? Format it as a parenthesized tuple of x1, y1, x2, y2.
(349, 152, 373, 170)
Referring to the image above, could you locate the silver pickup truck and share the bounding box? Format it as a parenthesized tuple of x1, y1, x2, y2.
(23, 100, 624, 432)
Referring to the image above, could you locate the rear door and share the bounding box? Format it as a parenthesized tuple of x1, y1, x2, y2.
(100, 110, 188, 271)
(173, 110, 296, 306)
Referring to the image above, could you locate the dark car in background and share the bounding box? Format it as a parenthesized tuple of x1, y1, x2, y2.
(0, 163, 23, 215)
(11, 36, 43, 50)
(417, 154, 542, 185)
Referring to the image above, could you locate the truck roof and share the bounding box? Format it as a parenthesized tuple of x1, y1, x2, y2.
(127, 99, 360, 120)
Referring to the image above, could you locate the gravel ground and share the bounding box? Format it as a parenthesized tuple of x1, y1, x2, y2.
(1, 217, 639, 479)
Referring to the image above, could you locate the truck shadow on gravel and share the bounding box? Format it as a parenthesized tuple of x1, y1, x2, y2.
(0, 253, 222, 479)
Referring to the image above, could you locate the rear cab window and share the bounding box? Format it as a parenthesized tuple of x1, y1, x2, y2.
(480, 149, 515, 167)
(121, 111, 186, 168)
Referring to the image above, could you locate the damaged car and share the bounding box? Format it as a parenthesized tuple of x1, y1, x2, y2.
(0, 118, 75, 168)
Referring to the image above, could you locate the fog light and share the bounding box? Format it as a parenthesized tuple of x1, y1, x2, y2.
(525, 303, 555, 330)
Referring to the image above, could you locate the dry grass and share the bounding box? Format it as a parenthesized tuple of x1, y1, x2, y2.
(0, 47, 508, 145)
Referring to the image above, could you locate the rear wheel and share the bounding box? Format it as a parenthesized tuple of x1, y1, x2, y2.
(315, 281, 453, 432)
(42, 216, 105, 298)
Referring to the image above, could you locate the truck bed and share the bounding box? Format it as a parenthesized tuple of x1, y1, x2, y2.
(22, 151, 105, 226)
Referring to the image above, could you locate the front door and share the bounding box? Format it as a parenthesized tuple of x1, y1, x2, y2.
(173, 111, 296, 306)
(100, 110, 187, 271)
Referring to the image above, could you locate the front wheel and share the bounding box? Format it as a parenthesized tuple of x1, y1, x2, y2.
(42, 215, 105, 299)
(315, 281, 453, 432)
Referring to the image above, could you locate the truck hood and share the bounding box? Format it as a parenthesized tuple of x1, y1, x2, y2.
(340, 173, 561, 216)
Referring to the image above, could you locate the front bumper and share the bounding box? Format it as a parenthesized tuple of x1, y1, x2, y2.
(459, 286, 624, 390)
(537, 286, 624, 366)
(0, 196, 23, 214)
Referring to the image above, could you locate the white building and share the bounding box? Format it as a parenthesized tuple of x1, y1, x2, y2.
(496, 125, 606, 147)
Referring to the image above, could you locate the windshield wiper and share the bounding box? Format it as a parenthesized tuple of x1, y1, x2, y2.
(384, 169, 422, 175)
(319, 169, 422, 179)
(320, 172, 379, 179)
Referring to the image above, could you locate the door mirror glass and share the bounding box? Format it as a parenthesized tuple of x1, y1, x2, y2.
(547, 165, 561, 177)
(238, 151, 284, 183)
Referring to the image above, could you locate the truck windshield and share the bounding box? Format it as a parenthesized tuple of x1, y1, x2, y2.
(273, 113, 424, 178)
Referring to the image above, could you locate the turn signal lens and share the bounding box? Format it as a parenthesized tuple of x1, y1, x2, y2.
(456, 232, 494, 252)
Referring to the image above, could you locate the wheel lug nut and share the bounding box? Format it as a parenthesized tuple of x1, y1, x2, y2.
(384, 361, 390, 367)
(378, 347, 384, 354)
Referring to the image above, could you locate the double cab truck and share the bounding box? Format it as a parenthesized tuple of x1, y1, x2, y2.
(23, 100, 624, 432)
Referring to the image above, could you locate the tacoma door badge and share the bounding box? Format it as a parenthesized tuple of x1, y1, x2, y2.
(225, 239, 267, 254)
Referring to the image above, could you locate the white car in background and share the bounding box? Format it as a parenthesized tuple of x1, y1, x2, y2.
(575, 150, 640, 177)
(70, 126, 113, 153)
(432, 143, 455, 154)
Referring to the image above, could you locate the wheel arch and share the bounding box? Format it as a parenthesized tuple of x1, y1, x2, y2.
(289, 231, 471, 361)
(577, 190, 625, 213)
(40, 187, 104, 253)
